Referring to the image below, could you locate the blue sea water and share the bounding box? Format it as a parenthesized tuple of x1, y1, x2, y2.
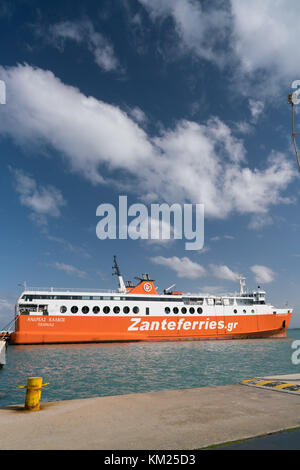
(1, 330, 300, 408)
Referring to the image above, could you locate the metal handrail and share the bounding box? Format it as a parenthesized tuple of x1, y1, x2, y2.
(23, 287, 117, 293)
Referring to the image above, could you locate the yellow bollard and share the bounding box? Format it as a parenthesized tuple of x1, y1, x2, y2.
(18, 377, 49, 411)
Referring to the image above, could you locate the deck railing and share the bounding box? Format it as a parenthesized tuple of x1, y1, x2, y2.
(24, 287, 117, 293)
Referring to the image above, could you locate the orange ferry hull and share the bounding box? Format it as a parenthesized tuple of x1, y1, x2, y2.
(10, 312, 292, 345)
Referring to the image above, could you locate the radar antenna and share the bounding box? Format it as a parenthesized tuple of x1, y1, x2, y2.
(288, 92, 300, 172)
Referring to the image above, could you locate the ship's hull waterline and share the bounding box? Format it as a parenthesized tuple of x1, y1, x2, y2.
(10, 312, 291, 345)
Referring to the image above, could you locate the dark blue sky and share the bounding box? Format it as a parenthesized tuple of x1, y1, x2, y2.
(0, 0, 300, 327)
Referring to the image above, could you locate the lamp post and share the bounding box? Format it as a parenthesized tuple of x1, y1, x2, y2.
(288, 92, 300, 172)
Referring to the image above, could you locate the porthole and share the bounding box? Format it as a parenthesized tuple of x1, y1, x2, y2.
(251, 309, 255, 313)
(173, 307, 179, 314)
(197, 307, 203, 314)
(103, 306, 110, 314)
(113, 306, 120, 314)
(82, 306, 89, 314)
(189, 307, 195, 314)
(60, 306, 67, 313)
(243, 309, 246, 313)
(133, 306, 139, 314)
(93, 306, 100, 314)
(181, 307, 187, 314)
(165, 307, 171, 314)
(71, 306, 78, 314)
(234, 309, 237, 314)
(123, 306, 130, 314)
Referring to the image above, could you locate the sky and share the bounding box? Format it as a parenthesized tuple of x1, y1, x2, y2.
(0, 0, 300, 328)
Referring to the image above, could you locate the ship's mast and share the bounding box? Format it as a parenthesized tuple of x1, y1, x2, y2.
(112, 255, 126, 293)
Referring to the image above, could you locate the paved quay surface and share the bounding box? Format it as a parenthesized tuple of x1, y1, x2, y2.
(1, 375, 300, 450)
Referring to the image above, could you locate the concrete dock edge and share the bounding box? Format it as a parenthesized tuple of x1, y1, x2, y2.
(1, 375, 300, 450)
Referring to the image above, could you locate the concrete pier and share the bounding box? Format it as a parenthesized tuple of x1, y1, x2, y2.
(1, 375, 300, 450)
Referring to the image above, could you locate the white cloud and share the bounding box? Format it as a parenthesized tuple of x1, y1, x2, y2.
(126, 215, 177, 246)
(47, 234, 91, 258)
(53, 262, 87, 279)
(210, 264, 240, 282)
(230, 0, 300, 94)
(11, 168, 66, 225)
(248, 99, 264, 123)
(47, 20, 120, 72)
(0, 64, 295, 222)
(0, 297, 14, 324)
(248, 214, 274, 230)
(128, 106, 148, 125)
(251, 265, 275, 284)
(138, 0, 231, 67)
(151, 255, 206, 279)
(210, 235, 235, 241)
(139, 0, 300, 97)
(0, 65, 153, 184)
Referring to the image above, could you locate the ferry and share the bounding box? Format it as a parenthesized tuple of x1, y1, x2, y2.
(10, 257, 292, 344)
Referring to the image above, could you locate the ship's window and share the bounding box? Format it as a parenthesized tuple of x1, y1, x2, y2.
(173, 307, 179, 314)
(113, 306, 120, 314)
(133, 306, 139, 314)
(181, 307, 187, 314)
(165, 307, 171, 314)
(19, 304, 37, 312)
(93, 306, 100, 314)
(103, 296, 112, 300)
(197, 307, 203, 314)
(82, 296, 91, 300)
(113, 296, 121, 300)
(92, 296, 101, 300)
(60, 306, 67, 313)
(189, 307, 195, 314)
(237, 298, 254, 305)
(71, 306, 78, 314)
(82, 306, 89, 314)
(123, 306, 130, 314)
(103, 306, 110, 314)
(243, 309, 246, 313)
(38, 305, 47, 313)
(234, 309, 237, 314)
(251, 309, 255, 313)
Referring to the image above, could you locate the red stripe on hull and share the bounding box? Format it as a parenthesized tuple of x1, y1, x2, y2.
(10, 313, 292, 345)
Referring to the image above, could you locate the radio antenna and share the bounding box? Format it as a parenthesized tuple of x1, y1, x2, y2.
(288, 92, 300, 172)
(112, 255, 126, 293)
